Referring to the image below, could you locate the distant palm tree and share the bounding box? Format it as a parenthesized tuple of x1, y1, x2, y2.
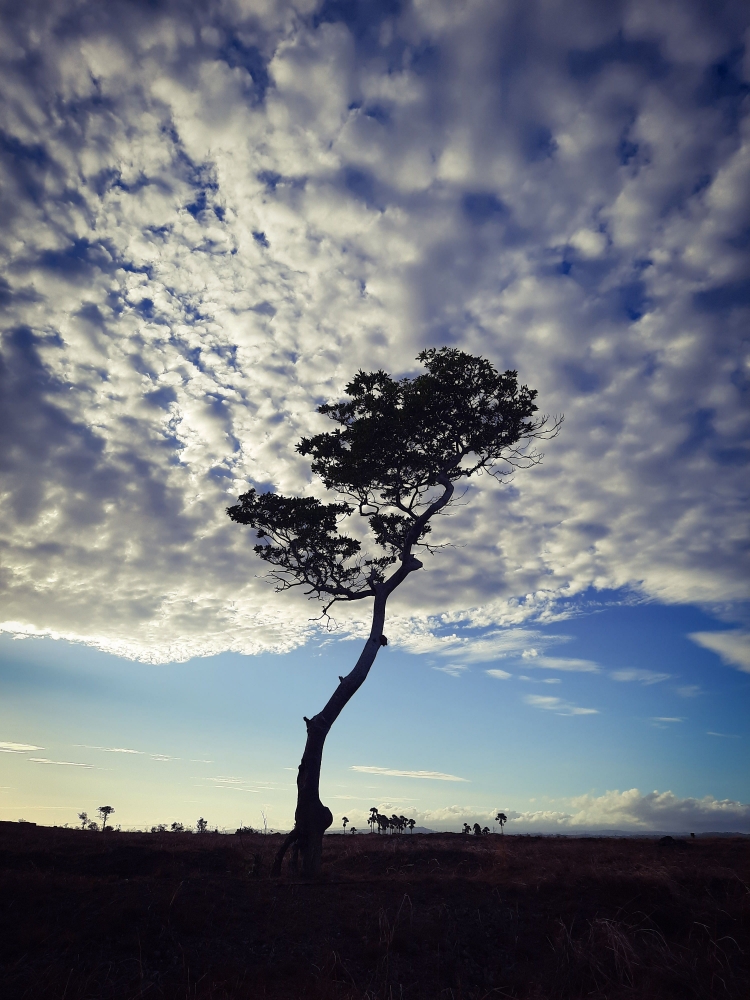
(78, 811, 88, 830)
(408, 818, 416, 833)
(462, 823, 471, 835)
(342, 816, 349, 832)
(473, 823, 482, 836)
(482, 827, 490, 836)
(369, 807, 378, 833)
(495, 812, 507, 835)
(350, 826, 356, 834)
(196, 817, 208, 833)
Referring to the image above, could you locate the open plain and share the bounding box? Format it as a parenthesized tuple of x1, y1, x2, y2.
(1, 823, 748, 999)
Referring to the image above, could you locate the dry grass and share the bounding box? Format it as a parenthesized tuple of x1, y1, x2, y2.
(1, 824, 748, 999)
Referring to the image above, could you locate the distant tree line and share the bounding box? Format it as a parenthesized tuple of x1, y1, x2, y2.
(75, 807, 508, 837)
(363, 808, 508, 836)
(366, 808, 416, 834)
(150, 818, 211, 833)
(77, 809, 216, 834)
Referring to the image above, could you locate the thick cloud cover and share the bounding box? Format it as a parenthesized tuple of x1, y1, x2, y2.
(0, 0, 748, 660)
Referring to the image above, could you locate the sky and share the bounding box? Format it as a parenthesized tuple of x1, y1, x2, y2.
(0, 0, 748, 835)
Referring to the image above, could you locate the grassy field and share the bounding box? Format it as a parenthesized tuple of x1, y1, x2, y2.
(1, 823, 748, 999)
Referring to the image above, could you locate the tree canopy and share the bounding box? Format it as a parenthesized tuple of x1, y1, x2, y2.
(227, 348, 550, 615)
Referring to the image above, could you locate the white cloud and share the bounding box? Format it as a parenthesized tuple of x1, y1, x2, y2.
(28, 758, 95, 768)
(196, 774, 277, 793)
(677, 684, 701, 697)
(0, 742, 44, 753)
(397, 626, 561, 664)
(506, 788, 750, 833)
(524, 694, 599, 715)
(611, 668, 671, 684)
(350, 765, 469, 782)
(485, 668, 511, 679)
(0, 0, 746, 661)
(652, 716, 684, 723)
(432, 663, 468, 677)
(706, 731, 740, 738)
(523, 656, 600, 673)
(77, 745, 178, 760)
(689, 631, 750, 673)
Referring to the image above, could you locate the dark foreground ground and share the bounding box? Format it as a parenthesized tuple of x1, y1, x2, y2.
(1, 824, 748, 999)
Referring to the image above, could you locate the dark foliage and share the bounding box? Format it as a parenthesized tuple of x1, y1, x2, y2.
(227, 348, 552, 614)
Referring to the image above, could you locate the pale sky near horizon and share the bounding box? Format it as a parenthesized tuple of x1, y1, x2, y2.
(1, 0, 748, 834)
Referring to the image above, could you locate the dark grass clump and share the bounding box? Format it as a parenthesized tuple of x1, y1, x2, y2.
(0, 824, 748, 998)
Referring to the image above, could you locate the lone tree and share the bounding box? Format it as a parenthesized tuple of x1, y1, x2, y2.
(228, 348, 555, 876)
(496, 811, 507, 834)
(97, 805, 114, 832)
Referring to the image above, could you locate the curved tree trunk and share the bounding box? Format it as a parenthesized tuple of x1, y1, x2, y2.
(272, 587, 389, 877)
(271, 485, 451, 878)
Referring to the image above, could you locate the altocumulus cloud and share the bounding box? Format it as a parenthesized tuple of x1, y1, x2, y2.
(0, 0, 748, 661)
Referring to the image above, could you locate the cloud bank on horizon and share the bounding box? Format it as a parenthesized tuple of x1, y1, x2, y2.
(0, 0, 748, 662)
(414, 787, 750, 834)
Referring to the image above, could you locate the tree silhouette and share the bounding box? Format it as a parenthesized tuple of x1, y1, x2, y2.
(369, 807, 378, 833)
(78, 811, 88, 830)
(97, 806, 114, 832)
(342, 816, 349, 832)
(482, 826, 490, 836)
(463, 823, 471, 835)
(496, 812, 507, 835)
(196, 817, 208, 833)
(473, 823, 483, 837)
(229, 348, 555, 875)
(408, 818, 416, 833)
